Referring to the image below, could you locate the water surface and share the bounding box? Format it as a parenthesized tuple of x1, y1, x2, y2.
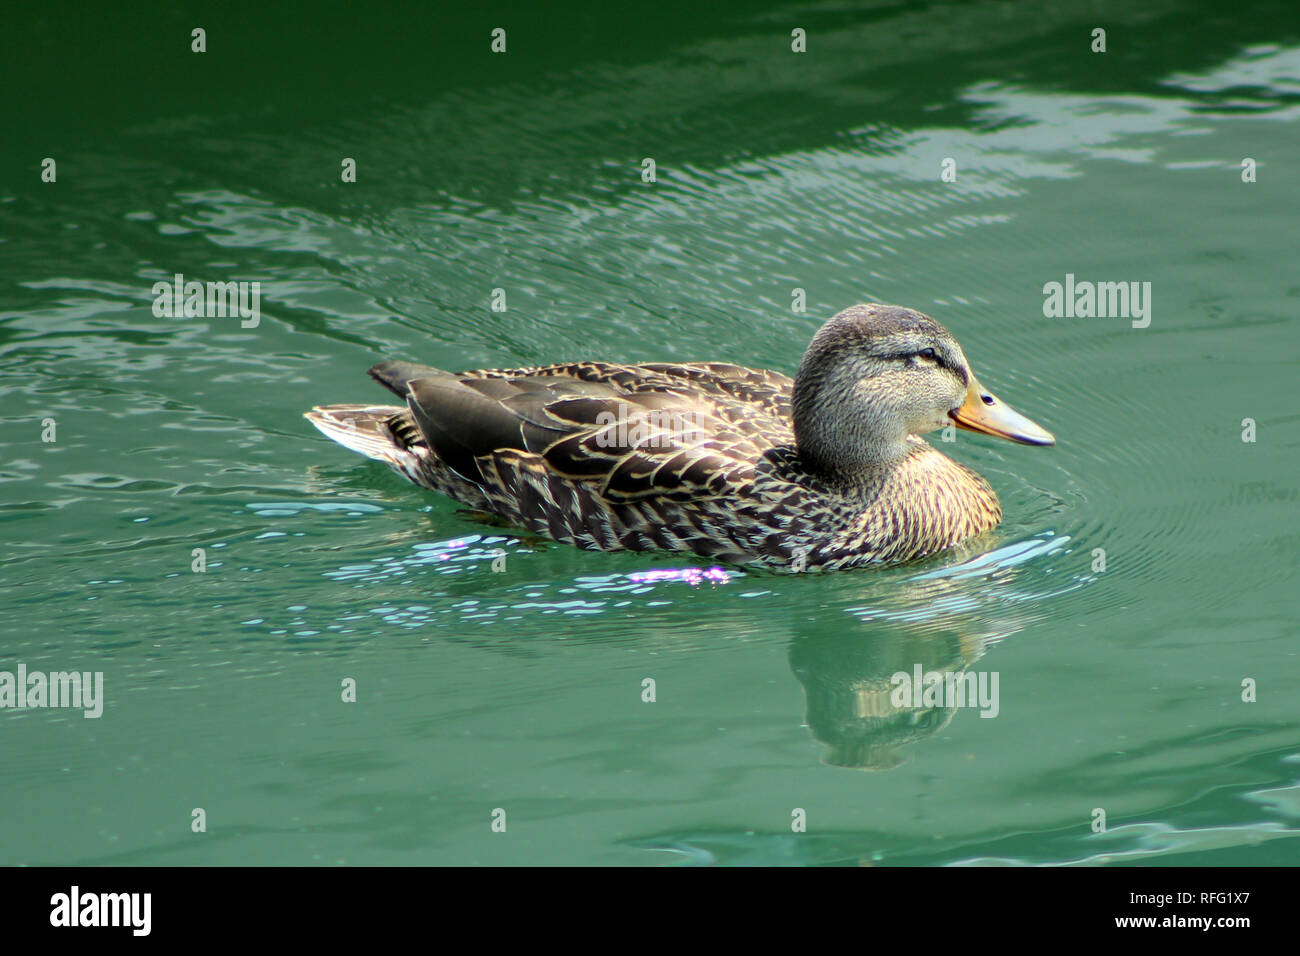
(1, 0, 1298, 865)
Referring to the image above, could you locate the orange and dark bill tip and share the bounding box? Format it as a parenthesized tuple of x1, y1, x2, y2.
(949, 376, 1055, 446)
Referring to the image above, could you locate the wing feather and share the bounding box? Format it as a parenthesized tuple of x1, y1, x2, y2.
(371, 360, 795, 502)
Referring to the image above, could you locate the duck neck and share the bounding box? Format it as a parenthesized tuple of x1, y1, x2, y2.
(792, 378, 912, 482)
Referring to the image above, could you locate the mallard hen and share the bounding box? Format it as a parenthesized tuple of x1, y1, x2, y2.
(306, 304, 1054, 571)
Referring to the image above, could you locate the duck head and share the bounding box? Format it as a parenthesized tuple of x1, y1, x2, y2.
(792, 303, 1054, 476)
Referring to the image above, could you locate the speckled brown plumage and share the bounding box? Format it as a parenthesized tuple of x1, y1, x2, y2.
(305, 304, 1053, 571)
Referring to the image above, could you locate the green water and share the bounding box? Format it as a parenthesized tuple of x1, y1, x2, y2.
(2, 1, 1298, 866)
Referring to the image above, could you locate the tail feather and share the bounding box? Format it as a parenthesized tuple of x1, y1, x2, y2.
(368, 361, 448, 398)
(305, 404, 415, 469)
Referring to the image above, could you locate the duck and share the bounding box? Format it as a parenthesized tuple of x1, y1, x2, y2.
(305, 303, 1054, 571)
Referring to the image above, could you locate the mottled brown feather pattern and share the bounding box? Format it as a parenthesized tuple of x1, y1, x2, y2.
(305, 353, 1005, 571)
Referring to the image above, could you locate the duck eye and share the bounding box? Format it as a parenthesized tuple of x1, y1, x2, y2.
(919, 348, 937, 361)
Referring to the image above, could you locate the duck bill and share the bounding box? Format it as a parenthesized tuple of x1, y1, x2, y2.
(949, 376, 1055, 446)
